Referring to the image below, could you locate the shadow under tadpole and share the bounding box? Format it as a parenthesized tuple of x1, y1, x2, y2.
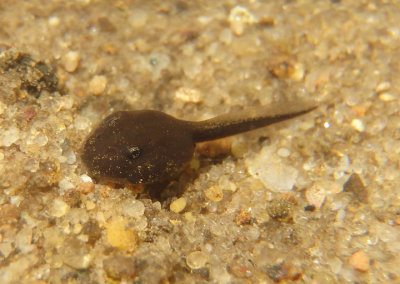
(143, 153, 230, 202)
(141, 169, 198, 202)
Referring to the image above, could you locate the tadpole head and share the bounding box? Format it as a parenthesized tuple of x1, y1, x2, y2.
(81, 110, 195, 185)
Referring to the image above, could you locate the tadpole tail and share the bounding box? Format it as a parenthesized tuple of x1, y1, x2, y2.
(190, 103, 317, 142)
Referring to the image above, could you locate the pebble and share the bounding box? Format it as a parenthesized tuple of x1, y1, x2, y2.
(63, 51, 81, 72)
(374, 81, 391, 93)
(349, 250, 370, 272)
(74, 115, 91, 131)
(131, 216, 148, 231)
(228, 6, 256, 36)
(219, 28, 233, 44)
(266, 263, 303, 282)
(48, 16, 60, 27)
(34, 133, 48, 147)
(277, 148, 291, 157)
(82, 219, 101, 246)
(80, 174, 93, 183)
(205, 185, 223, 202)
(218, 176, 237, 192)
(235, 209, 252, 225)
(128, 9, 148, 28)
(0, 204, 20, 225)
(103, 255, 136, 280)
(15, 228, 34, 254)
(85, 200, 96, 210)
(210, 263, 232, 283)
(89, 75, 107, 95)
(267, 199, 292, 219)
(379, 92, 396, 102)
(174, 87, 202, 103)
(182, 59, 202, 79)
(351, 119, 365, 132)
(64, 189, 81, 207)
(65, 150, 76, 164)
(184, 211, 196, 222)
(106, 218, 137, 251)
(61, 237, 92, 270)
(343, 173, 367, 203)
(77, 182, 94, 194)
(170, 197, 187, 213)
(229, 256, 254, 278)
(0, 243, 13, 258)
(288, 62, 305, 82)
(0, 256, 33, 283)
(246, 147, 298, 192)
(306, 183, 327, 209)
(241, 226, 260, 242)
(50, 198, 70, 217)
(186, 251, 208, 269)
(58, 178, 74, 191)
(2, 127, 20, 147)
(121, 200, 145, 218)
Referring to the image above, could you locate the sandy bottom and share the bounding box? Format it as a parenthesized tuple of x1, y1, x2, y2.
(0, 0, 399, 283)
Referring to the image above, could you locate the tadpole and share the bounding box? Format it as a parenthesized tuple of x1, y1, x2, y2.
(81, 103, 316, 186)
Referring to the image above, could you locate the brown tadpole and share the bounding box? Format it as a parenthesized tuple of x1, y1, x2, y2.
(81, 102, 317, 187)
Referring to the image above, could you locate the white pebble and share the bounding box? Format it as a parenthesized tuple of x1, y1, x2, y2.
(48, 16, 60, 27)
(121, 200, 145, 218)
(306, 183, 327, 209)
(174, 87, 202, 103)
(246, 147, 298, 192)
(277, 148, 290, 157)
(58, 178, 74, 191)
(228, 6, 256, 36)
(50, 198, 70, 217)
(63, 51, 81, 73)
(375, 81, 391, 93)
(80, 174, 93, 183)
(197, 15, 212, 25)
(351, 119, 365, 132)
(2, 127, 20, 147)
(89, 75, 107, 95)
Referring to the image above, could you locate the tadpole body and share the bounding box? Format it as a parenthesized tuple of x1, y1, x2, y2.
(81, 103, 316, 185)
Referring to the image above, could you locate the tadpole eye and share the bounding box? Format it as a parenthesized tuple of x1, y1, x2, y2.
(127, 146, 141, 160)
